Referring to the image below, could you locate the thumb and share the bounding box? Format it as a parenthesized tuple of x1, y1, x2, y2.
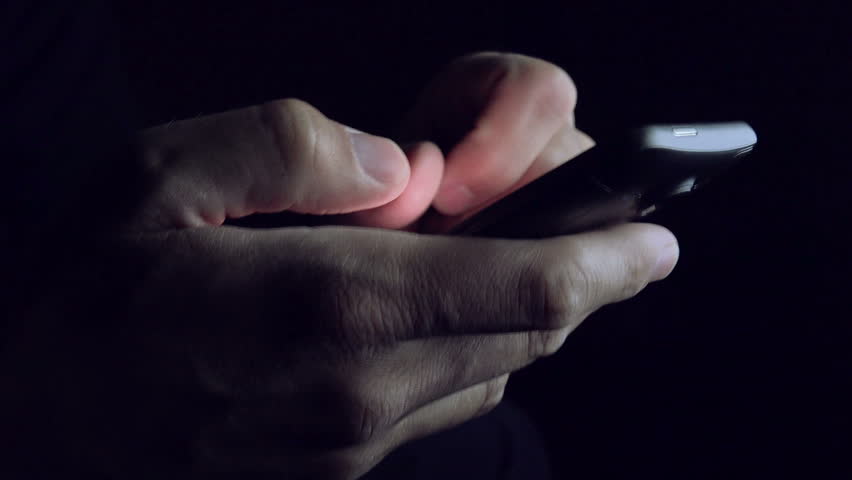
(135, 98, 410, 227)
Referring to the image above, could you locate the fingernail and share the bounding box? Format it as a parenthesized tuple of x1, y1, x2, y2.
(349, 131, 402, 185)
(651, 240, 680, 281)
(435, 182, 476, 215)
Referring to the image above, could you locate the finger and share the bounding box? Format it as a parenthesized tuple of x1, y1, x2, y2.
(231, 221, 678, 341)
(387, 374, 509, 451)
(152, 222, 676, 398)
(135, 99, 410, 228)
(196, 375, 510, 480)
(377, 329, 572, 419)
(342, 141, 445, 230)
(195, 327, 568, 459)
(384, 222, 679, 339)
(304, 374, 510, 480)
(515, 126, 595, 188)
(219, 329, 570, 447)
(422, 53, 579, 215)
(419, 126, 596, 234)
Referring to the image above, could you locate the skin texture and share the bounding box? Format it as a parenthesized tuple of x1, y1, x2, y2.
(2, 53, 678, 479)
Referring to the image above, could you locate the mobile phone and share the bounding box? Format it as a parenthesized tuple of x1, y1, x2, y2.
(447, 121, 757, 238)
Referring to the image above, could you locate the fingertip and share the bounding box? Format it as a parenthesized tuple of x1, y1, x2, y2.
(350, 132, 411, 202)
(652, 240, 680, 281)
(605, 222, 680, 281)
(562, 222, 680, 291)
(402, 140, 443, 162)
(346, 141, 445, 229)
(608, 222, 678, 246)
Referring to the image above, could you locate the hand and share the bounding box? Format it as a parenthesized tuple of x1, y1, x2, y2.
(346, 52, 595, 232)
(3, 98, 678, 479)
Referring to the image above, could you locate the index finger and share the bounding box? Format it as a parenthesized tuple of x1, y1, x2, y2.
(431, 53, 578, 216)
(182, 221, 676, 342)
(254, 222, 677, 341)
(394, 223, 678, 339)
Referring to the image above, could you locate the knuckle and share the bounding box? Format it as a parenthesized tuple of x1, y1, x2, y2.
(477, 376, 508, 417)
(459, 53, 577, 126)
(262, 98, 316, 146)
(351, 400, 381, 446)
(531, 63, 577, 123)
(526, 328, 568, 359)
(259, 97, 325, 195)
(522, 251, 590, 330)
(265, 98, 320, 153)
(333, 382, 390, 446)
(265, 97, 316, 123)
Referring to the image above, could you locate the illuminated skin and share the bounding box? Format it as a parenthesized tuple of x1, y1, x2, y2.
(8, 52, 678, 479)
(346, 52, 600, 232)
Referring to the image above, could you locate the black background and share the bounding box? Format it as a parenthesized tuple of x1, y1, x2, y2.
(119, 1, 851, 478)
(5, 0, 849, 478)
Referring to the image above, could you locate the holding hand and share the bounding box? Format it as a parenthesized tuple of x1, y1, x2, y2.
(4, 54, 678, 480)
(350, 52, 596, 232)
